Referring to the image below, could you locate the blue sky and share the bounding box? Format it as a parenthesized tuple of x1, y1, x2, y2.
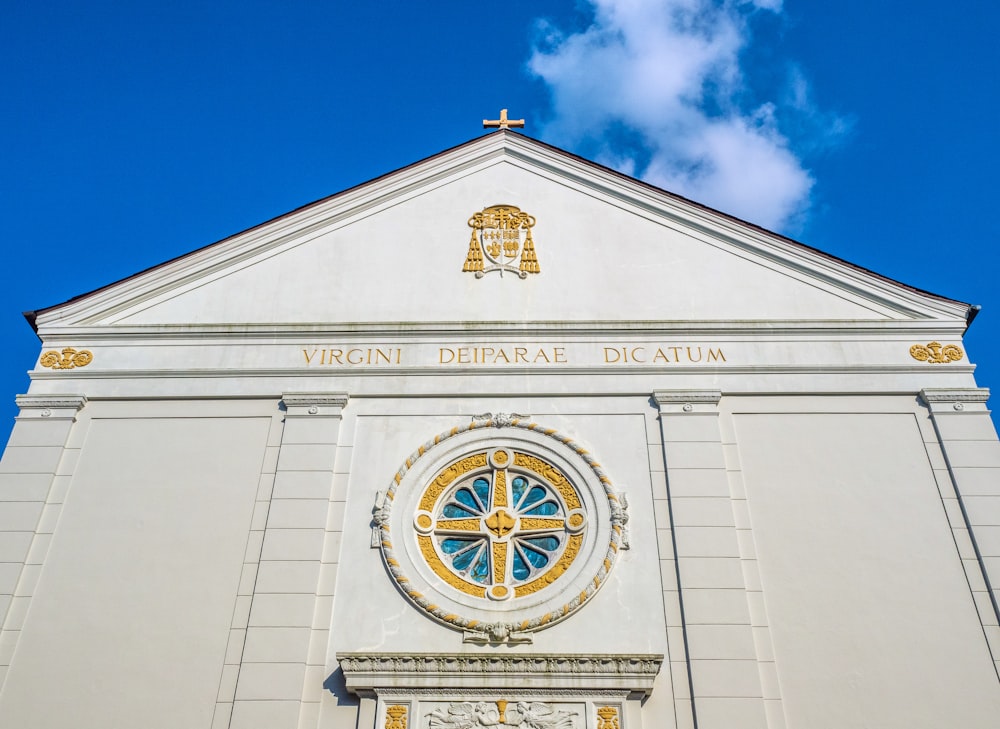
(2, 0, 998, 441)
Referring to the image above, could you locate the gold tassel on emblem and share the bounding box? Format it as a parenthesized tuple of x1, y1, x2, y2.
(519, 229, 540, 274)
(463, 229, 484, 272)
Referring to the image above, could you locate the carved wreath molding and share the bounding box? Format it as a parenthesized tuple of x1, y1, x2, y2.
(373, 414, 629, 644)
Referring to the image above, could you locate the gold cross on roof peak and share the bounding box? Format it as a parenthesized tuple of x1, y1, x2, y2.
(483, 108, 525, 130)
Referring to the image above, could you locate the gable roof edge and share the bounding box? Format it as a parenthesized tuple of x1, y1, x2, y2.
(27, 130, 973, 330)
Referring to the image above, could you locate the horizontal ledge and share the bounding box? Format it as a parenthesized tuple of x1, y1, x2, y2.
(28, 364, 978, 380)
(336, 652, 664, 695)
(33, 319, 967, 339)
(920, 388, 990, 403)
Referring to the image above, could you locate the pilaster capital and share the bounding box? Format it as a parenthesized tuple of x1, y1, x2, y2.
(652, 389, 721, 415)
(14, 394, 87, 420)
(281, 392, 349, 417)
(920, 388, 990, 413)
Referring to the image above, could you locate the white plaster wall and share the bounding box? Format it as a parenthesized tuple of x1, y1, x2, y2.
(734, 411, 1000, 728)
(112, 161, 886, 326)
(0, 412, 270, 729)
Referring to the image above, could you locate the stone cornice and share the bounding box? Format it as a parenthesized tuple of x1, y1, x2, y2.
(282, 392, 349, 406)
(920, 388, 990, 403)
(652, 389, 722, 404)
(281, 392, 349, 417)
(337, 653, 663, 696)
(374, 687, 630, 698)
(15, 394, 87, 409)
(920, 388, 991, 413)
(33, 319, 971, 340)
(14, 394, 87, 419)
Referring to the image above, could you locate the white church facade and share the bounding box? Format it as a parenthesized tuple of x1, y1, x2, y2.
(0, 130, 998, 729)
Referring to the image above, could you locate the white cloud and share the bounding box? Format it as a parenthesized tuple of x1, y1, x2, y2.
(529, 0, 836, 233)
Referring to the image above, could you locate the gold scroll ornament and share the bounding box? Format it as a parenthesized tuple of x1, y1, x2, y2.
(910, 342, 963, 364)
(40, 347, 93, 370)
(463, 205, 540, 278)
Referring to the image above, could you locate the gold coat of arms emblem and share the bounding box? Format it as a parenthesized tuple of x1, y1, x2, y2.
(463, 205, 540, 278)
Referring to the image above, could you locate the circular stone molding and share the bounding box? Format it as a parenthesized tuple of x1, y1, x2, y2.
(376, 413, 628, 643)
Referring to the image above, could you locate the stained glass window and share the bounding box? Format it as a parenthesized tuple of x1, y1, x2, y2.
(415, 448, 587, 601)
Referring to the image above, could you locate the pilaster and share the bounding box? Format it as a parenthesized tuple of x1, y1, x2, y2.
(228, 393, 348, 729)
(0, 394, 86, 688)
(653, 391, 767, 729)
(920, 388, 1000, 676)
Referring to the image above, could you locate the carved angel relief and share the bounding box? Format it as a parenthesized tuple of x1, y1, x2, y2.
(428, 701, 577, 729)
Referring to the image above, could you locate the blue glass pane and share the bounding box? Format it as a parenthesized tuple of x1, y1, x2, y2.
(512, 476, 529, 506)
(443, 504, 475, 518)
(452, 543, 481, 570)
(524, 501, 558, 516)
(455, 488, 481, 512)
(520, 486, 548, 510)
(523, 536, 559, 552)
(442, 537, 475, 554)
(512, 551, 530, 580)
(470, 548, 490, 583)
(472, 477, 490, 505)
(520, 543, 549, 568)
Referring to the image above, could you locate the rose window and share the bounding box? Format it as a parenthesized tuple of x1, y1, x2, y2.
(413, 448, 587, 601)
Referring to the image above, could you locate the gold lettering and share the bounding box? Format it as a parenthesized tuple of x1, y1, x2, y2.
(305, 342, 724, 367)
(302, 345, 404, 365)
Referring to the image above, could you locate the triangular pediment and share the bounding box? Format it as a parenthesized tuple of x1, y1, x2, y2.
(32, 132, 968, 332)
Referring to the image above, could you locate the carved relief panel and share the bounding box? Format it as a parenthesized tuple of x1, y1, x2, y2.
(374, 696, 627, 729)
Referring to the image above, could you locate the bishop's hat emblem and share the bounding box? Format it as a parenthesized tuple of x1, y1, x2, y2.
(463, 204, 540, 279)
